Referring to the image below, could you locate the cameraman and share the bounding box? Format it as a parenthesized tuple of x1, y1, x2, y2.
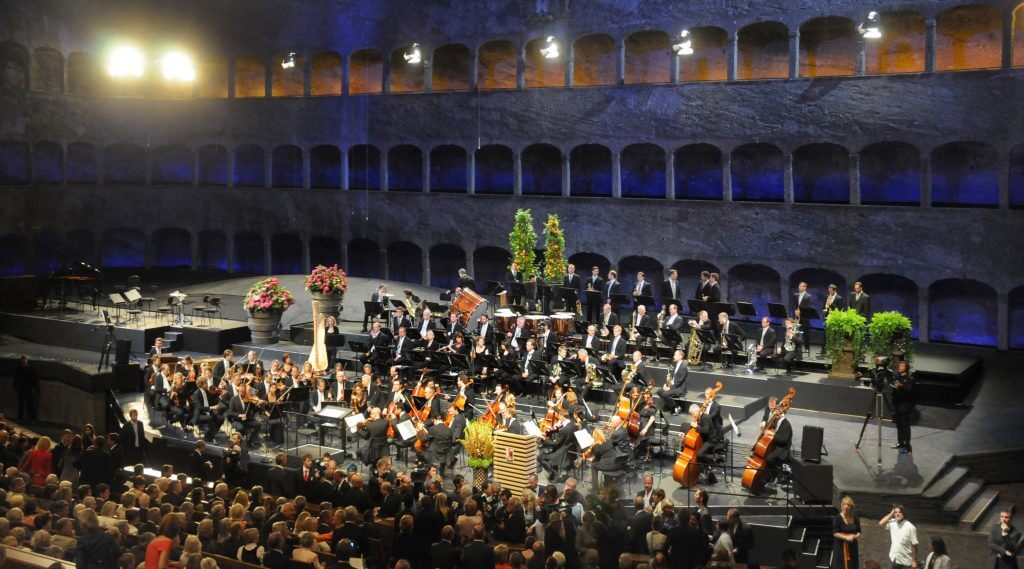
(890, 360, 915, 454)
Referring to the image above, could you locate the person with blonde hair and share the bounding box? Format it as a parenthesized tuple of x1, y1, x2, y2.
(179, 535, 203, 567)
(291, 531, 324, 569)
(833, 496, 861, 569)
(21, 436, 53, 486)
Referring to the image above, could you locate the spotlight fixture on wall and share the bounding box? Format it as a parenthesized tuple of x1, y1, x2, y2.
(539, 36, 559, 59)
(107, 45, 145, 78)
(404, 43, 422, 64)
(672, 30, 694, 55)
(281, 52, 297, 69)
(160, 52, 196, 82)
(858, 11, 882, 39)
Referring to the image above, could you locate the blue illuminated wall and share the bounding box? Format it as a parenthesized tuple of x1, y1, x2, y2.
(198, 230, 228, 271)
(101, 228, 144, 267)
(430, 146, 467, 193)
(386, 241, 422, 283)
(349, 145, 381, 191)
(793, 144, 849, 204)
(621, 144, 666, 198)
(570, 145, 612, 197)
(152, 228, 191, 267)
(931, 142, 998, 207)
(387, 145, 421, 192)
(233, 232, 264, 273)
(728, 264, 782, 317)
(732, 144, 784, 201)
(860, 142, 921, 205)
(929, 278, 996, 345)
(475, 145, 514, 195)
(675, 144, 723, 200)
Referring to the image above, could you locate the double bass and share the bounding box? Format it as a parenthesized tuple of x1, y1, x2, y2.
(741, 387, 796, 495)
(672, 381, 723, 488)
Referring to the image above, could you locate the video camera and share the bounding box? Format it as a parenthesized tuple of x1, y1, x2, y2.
(869, 356, 894, 392)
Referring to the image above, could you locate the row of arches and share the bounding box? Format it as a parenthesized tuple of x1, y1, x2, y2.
(0, 229, 1020, 348)
(2, 4, 1023, 97)
(3, 139, 1022, 206)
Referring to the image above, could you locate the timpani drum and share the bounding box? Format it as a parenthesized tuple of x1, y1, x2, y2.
(550, 312, 575, 336)
(523, 314, 549, 335)
(494, 310, 516, 333)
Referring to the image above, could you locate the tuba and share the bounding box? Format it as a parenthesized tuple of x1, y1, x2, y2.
(686, 329, 703, 366)
(586, 361, 603, 388)
(784, 322, 801, 353)
(745, 343, 757, 370)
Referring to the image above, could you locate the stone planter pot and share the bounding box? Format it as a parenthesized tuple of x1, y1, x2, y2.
(310, 291, 344, 319)
(472, 466, 489, 491)
(248, 309, 283, 344)
(829, 339, 858, 381)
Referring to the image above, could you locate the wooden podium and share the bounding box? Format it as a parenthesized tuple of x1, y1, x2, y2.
(492, 431, 537, 494)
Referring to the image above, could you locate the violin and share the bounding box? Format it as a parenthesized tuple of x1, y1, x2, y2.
(672, 381, 723, 488)
(741, 387, 796, 495)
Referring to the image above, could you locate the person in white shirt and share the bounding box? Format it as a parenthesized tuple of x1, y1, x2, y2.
(878, 505, 918, 569)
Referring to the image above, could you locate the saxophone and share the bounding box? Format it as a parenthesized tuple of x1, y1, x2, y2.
(687, 329, 703, 365)
(656, 307, 666, 337)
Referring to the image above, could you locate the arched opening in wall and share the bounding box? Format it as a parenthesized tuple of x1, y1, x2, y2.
(197, 230, 227, 271)
(860, 141, 921, 205)
(349, 145, 381, 191)
(429, 244, 466, 289)
(271, 234, 303, 274)
(929, 278, 997, 346)
(309, 236, 341, 268)
(432, 44, 471, 91)
(789, 268, 847, 327)
(524, 37, 565, 88)
(387, 241, 423, 284)
(931, 141, 998, 207)
(67, 52, 97, 95)
(477, 41, 517, 90)
(233, 144, 265, 187)
(670, 260, 720, 290)
(621, 143, 666, 198)
(793, 143, 850, 204)
(679, 27, 729, 82)
(33, 231, 60, 274)
(674, 144, 723, 200)
(103, 144, 146, 184)
(521, 144, 561, 195)
(1011, 143, 1024, 208)
(389, 46, 424, 93)
(234, 55, 266, 98)
(101, 228, 145, 268)
(1015, 4, 1024, 67)
(936, 5, 1002, 71)
(310, 52, 342, 96)
(66, 142, 97, 184)
(349, 49, 383, 94)
(0, 42, 28, 89)
(738, 22, 790, 80)
(618, 255, 665, 303)
(233, 232, 265, 274)
(388, 145, 422, 192)
(152, 227, 191, 268)
(731, 143, 784, 201)
(153, 61, 193, 99)
(570, 144, 612, 197)
(151, 145, 193, 185)
(727, 263, 782, 318)
(197, 56, 228, 99)
(568, 252, 612, 283)
(198, 145, 228, 186)
(0, 140, 29, 185)
(271, 52, 304, 97)
(347, 238, 381, 279)
(64, 230, 95, 265)
(272, 145, 303, 188)
(31, 47, 63, 92)
(799, 17, 857, 77)
(624, 30, 670, 84)
(858, 273, 920, 337)
(475, 145, 514, 194)
(430, 145, 467, 193)
(572, 34, 616, 86)
(32, 141, 62, 185)
(310, 145, 341, 189)
(0, 235, 26, 275)
(1009, 286, 1024, 349)
(866, 11, 925, 74)
(475, 246, 512, 287)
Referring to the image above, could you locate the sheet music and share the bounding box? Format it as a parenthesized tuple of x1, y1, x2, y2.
(574, 429, 594, 449)
(344, 413, 366, 432)
(523, 420, 543, 438)
(317, 406, 350, 420)
(395, 419, 417, 441)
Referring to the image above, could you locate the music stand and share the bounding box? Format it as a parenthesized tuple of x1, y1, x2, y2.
(722, 333, 745, 371)
(695, 328, 716, 366)
(559, 287, 579, 312)
(528, 359, 549, 380)
(735, 302, 757, 322)
(574, 320, 590, 335)
(427, 302, 446, 314)
(801, 307, 821, 322)
(767, 303, 788, 322)
(610, 293, 631, 319)
(687, 299, 708, 317)
(509, 304, 529, 316)
(509, 282, 527, 305)
(635, 325, 660, 361)
(538, 284, 557, 314)
(389, 298, 406, 310)
(364, 300, 384, 320)
(661, 327, 683, 350)
(561, 359, 584, 379)
(485, 281, 504, 296)
(662, 298, 682, 313)
(595, 366, 617, 386)
(712, 302, 735, 318)
(632, 294, 656, 310)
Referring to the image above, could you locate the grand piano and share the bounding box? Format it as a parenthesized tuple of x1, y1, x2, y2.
(47, 262, 103, 309)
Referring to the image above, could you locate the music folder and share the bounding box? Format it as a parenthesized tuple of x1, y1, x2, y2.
(395, 419, 417, 441)
(344, 412, 365, 432)
(574, 429, 594, 450)
(523, 420, 543, 438)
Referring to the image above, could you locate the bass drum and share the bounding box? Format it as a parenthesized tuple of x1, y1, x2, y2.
(494, 310, 517, 333)
(451, 288, 486, 327)
(550, 313, 575, 336)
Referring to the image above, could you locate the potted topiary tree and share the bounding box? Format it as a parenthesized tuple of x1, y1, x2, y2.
(824, 308, 868, 380)
(542, 213, 567, 283)
(458, 419, 494, 491)
(305, 264, 348, 320)
(868, 311, 914, 366)
(509, 209, 538, 301)
(243, 277, 296, 344)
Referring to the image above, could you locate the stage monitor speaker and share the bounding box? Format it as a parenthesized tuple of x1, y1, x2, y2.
(802, 425, 824, 463)
(790, 459, 833, 504)
(112, 362, 140, 392)
(115, 339, 132, 364)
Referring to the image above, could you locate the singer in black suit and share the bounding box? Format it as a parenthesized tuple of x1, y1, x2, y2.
(752, 317, 777, 372)
(506, 262, 524, 305)
(662, 269, 683, 301)
(630, 272, 654, 298)
(584, 266, 606, 323)
(703, 274, 722, 303)
(604, 270, 622, 303)
(563, 264, 580, 292)
(695, 271, 711, 301)
(849, 282, 871, 318)
(792, 282, 814, 354)
(362, 284, 388, 332)
(658, 350, 689, 413)
(390, 308, 412, 336)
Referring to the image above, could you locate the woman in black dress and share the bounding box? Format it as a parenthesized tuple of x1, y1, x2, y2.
(832, 496, 861, 569)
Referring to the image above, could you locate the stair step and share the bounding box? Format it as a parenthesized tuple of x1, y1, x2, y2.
(960, 488, 999, 530)
(943, 477, 985, 513)
(977, 502, 1020, 535)
(788, 526, 806, 542)
(923, 465, 969, 499)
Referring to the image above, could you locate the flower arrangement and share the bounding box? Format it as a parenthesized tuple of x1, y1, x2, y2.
(458, 420, 495, 469)
(824, 308, 868, 367)
(543, 214, 567, 283)
(868, 311, 914, 366)
(508, 209, 538, 280)
(243, 277, 296, 314)
(305, 264, 348, 295)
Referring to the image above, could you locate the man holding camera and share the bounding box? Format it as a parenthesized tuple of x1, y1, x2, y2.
(890, 360, 915, 454)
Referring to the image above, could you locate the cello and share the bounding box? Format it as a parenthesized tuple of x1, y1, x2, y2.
(672, 381, 723, 488)
(741, 387, 796, 495)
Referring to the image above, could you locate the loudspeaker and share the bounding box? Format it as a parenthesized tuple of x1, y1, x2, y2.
(112, 362, 141, 392)
(802, 425, 824, 463)
(790, 459, 833, 504)
(115, 339, 132, 364)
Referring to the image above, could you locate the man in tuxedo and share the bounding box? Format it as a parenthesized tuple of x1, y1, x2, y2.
(392, 326, 413, 365)
(189, 440, 215, 481)
(629, 304, 657, 348)
(509, 316, 530, 353)
(227, 383, 262, 447)
(362, 283, 388, 332)
(891, 360, 916, 453)
(563, 263, 580, 292)
(213, 349, 233, 387)
(477, 313, 495, 348)
(661, 302, 685, 348)
(431, 525, 460, 569)
(239, 350, 261, 374)
(416, 308, 436, 337)
(457, 268, 476, 292)
(988, 510, 1021, 569)
(631, 271, 653, 298)
(819, 283, 846, 356)
(764, 412, 792, 471)
(507, 261, 524, 305)
(309, 378, 329, 415)
(704, 272, 722, 303)
(624, 350, 648, 390)
(119, 407, 148, 464)
(605, 324, 628, 379)
(517, 339, 541, 395)
(191, 377, 225, 441)
(360, 322, 391, 373)
(792, 281, 814, 355)
(709, 312, 746, 368)
(268, 452, 297, 497)
(695, 270, 711, 300)
(656, 269, 679, 303)
(849, 281, 871, 318)
(445, 312, 465, 342)
(299, 454, 319, 494)
(585, 266, 605, 324)
(539, 409, 576, 481)
(148, 337, 167, 358)
(777, 318, 802, 375)
(604, 270, 622, 303)
(422, 415, 455, 474)
(658, 349, 688, 413)
(599, 302, 619, 336)
(462, 525, 495, 568)
(751, 316, 777, 373)
(390, 306, 412, 336)
(581, 324, 600, 351)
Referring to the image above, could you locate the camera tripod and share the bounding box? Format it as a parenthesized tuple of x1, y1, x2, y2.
(855, 390, 888, 468)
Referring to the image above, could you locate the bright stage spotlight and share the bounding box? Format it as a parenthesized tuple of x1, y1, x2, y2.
(672, 30, 693, 56)
(403, 43, 422, 64)
(281, 52, 297, 69)
(859, 11, 882, 39)
(107, 45, 145, 78)
(160, 52, 195, 82)
(539, 36, 559, 59)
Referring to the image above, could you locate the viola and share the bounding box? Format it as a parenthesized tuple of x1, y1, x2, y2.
(614, 381, 632, 422)
(741, 387, 796, 495)
(672, 381, 723, 488)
